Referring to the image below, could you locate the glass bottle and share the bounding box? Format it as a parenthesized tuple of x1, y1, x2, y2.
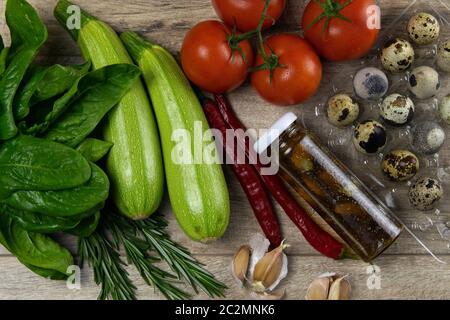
(254, 113, 403, 262)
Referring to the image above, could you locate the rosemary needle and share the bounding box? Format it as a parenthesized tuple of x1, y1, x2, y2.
(106, 214, 191, 300)
(133, 214, 228, 298)
(78, 231, 137, 300)
(78, 206, 227, 300)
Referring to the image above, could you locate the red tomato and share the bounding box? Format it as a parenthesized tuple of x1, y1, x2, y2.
(302, 0, 380, 61)
(181, 20, 254, 94)
(251, 34, 322, 106)
(212, 0, 286, 32)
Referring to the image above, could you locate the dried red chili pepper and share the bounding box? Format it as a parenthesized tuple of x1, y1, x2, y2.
(214, 94, 348, 259)
(201, 96, 283, 247)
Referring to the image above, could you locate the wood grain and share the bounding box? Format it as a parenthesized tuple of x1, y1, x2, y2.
(1, 0, 450, 300)
(1, 254, 450, 300)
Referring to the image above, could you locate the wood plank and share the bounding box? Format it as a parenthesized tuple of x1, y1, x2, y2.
(1, 0, 450, 300)
(1, 254, 450, 300)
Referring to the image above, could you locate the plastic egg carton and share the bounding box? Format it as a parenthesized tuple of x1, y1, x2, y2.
(298, 0, 450, 254)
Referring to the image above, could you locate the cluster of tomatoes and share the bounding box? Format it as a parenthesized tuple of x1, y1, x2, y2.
(181, 0, 379, 106)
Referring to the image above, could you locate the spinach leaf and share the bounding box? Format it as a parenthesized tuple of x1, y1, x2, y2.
(0, 214, 73, 278)
(20, 77, 81, 136)
(76, 138, 113, 162)
(0, 0, 47, 140)
(4, 162, 109, 216)
(0, 203, 82, 233)
(44, 63, 141, 147)
(67, 211, 101, 237)
(14, 61, 91, 120)
(0, 47, 9, 77)
(0, 135, 91, 199)
(19, 262, 69, 280)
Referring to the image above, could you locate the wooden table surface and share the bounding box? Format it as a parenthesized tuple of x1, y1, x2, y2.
(2, 0, 450, 300)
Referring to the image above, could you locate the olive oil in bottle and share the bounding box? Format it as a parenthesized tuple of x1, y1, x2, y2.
(254, 113, 403, 262)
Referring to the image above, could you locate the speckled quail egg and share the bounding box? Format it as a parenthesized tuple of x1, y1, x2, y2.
(382, 150, 419, 182)
(411, 121, 446, 155)
(353, 67, 389, 101)
(326, 94, 360, 127)
(437, 40, 450, 72)
(439, 95, 450, 124)
(380, 94, 415, 126)
(381, 38, 415, 72)
(408, 66, 440, 99)
(408, 177, 443, 211)
(407, 13, 440, 45)
(353, 120, 387, 154)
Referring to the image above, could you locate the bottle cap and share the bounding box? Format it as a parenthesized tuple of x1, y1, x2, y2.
(254, 112, 298, 155)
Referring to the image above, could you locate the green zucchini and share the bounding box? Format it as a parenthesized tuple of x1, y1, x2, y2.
(121, 32, 230, 242)
(54, 0, 164, 219)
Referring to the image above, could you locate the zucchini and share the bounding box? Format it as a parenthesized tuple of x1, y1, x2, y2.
(54, 0, 164, 219)
(121, 32, 230, 242)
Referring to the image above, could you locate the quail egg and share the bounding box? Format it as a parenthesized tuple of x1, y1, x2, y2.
(407, 13, 440, 45)
(380, 94, 415, 126)
(382, 150, 419, 182)
(439, 95, 450, 124)
(437, 40, 450, 72)
(411, 121, 446, 155)
(408, 66, 440, 99)
(353, 67, 389, 100)
(408, 177, 443, 211)
(326, 94, 360, 127)
(380, 38, 415, 72)
(353, 120, 387, 154)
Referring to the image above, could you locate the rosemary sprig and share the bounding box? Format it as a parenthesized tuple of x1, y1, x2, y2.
(78, 231, 137, 300)
(106, 213, 191, 300)
(134, 215, 227, 298)
(79, 207, 227, 300)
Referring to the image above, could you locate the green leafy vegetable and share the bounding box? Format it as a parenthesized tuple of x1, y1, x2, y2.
(0, 135, 91, 199)
(1, 203, 83, 233)
(20, 262, 69, 280)
(76, 138, 113, 162)
(20, 76, 82, 136)
(0, 214, 73, 279)
(0, 0, 47, 140)
(4, 163, 109, 216)
(67, 211, 101, 237)
(14, 62, 91, 120)
(43, 64, 141, 147)
(0, 47, 9, 77)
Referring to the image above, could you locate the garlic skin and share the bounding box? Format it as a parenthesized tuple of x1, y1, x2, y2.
(252, 241, 289, 292)
(328, 276, 351, 300)
(231, 233, 289, 297)
(305, 277, 331, 300)
(306, 273, 351, 300)
(232, 245, 251, 286)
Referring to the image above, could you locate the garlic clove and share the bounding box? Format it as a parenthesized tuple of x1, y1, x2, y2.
(305, 277, 331, 300)
(328, 276, 351, 300)
(252, 241, 289, 292)
(232, 245, 251, 286)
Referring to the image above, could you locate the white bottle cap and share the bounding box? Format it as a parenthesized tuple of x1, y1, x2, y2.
(254, 112, 298, 155)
